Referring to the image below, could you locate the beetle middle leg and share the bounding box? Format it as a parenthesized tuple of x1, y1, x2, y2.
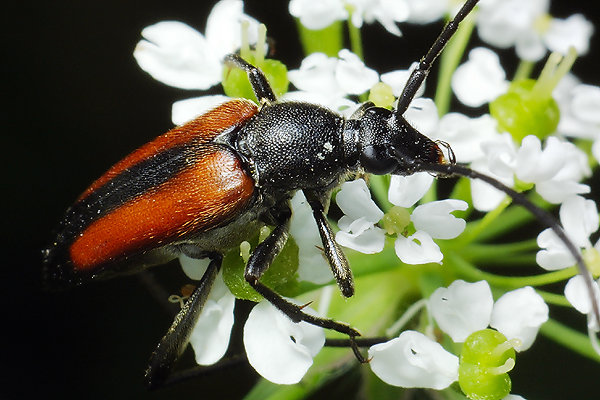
(144, 252, 222, 389)
(245, 203, 361, 339)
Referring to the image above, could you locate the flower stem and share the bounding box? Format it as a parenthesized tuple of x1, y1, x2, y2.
(434, 9, 476, 116)
(448, 252, 578, 288)
(540, 318, 600, 362)
(347, 17, 363, 60)
(513, 60, 535, 81)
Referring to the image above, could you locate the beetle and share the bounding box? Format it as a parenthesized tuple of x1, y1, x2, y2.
(43, 0, 596, 389)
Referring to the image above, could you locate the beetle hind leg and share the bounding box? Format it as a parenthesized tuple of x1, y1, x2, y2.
(144, 252, 222, 389)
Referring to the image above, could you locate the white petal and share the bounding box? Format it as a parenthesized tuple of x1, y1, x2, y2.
(490, 287, 549, 351)
(171, 95, 231, 125)
(289, 0, 348, 30)
(336, 179, 384, 222)
(515, 136, 565, 183)
(179, 254, 211, 280)
(435, 113, 499, 163)
(429, 280, 493, 342)
(535, 180, 590, 204)
(335, 49, 379, 95)
(565, 275, 600, 331)
(451, 47, 508, 107)
(244, 301, 325, 384)
(544, 14, 594, 57)
(406, 0, 449, 24)
(189, 273, 236, 365)
(403, 97, 439, 136)
(411, 199, 468, 239)
(287, 53, 344, 97)
(336, 225, 386, 254)
(134, 21, 221, 90)
(388, 172, 434, 208)
(559, 195, 599, 247)
(470, 158, 513, 212)
(503, 395, 527, 400)
(395, 231, 443, 265)
(571, 84, 600, 124)
(369, 331, 459, 389)
(282, 91, 358, 118)
(515, 29, 546, 61)
(290, 191, 333, 284)
(535, 228, 576, 270)
(204, 0, 261, 60)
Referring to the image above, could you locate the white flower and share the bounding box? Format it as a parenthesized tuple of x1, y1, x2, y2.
(429, 280, 549, 350)
(405, 0, 450, 24)
(393, 200, 468, 264)
(179, 255, 236, 365)
(287, 50, 379, 103)
(134, 0, 260, 90)
(171, 95, 231, 125)
(335, 179, 467, 264)
(289, 0, 348, 30)
(335, 179, 386, 254)
(346, 0, 410, 36)
(564, 275, 600, 332)
(451, 47, 509, 107)
(536, 195, 599, 270)
(369, 330, 459, 389)
(435, 113, 500, 163)
(243, 300, 325, 384)
(544, 14, 595, 57)
(476, 0, 594, 61)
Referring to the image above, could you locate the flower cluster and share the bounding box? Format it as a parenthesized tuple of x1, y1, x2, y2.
(134, 0, 599, 398)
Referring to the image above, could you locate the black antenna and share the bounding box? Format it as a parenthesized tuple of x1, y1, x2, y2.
(414, 161, 600, 326)
(395, 0, 480, 116)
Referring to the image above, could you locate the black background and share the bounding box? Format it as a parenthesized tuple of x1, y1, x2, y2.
(4, 1, 600, 399)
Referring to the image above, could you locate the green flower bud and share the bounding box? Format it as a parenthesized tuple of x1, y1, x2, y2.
(458, 329, 517, 400)
(490, 48, 577, 143)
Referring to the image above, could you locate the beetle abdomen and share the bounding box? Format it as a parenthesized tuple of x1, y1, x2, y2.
(44, 100, 257, 285)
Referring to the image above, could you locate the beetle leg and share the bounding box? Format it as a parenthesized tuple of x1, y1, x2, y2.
(304, 190, 355, 298)
(223, 53, 277, 103)
(245, 204, 360, 338)
(144, 252, 222, 390)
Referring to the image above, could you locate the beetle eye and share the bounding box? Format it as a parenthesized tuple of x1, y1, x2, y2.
(360, 145, 397, 175)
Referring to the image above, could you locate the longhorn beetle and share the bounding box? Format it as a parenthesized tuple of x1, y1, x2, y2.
(43, 0, 598, 389)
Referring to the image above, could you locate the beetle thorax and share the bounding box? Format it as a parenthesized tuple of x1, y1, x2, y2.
(236, 102, 352, 191)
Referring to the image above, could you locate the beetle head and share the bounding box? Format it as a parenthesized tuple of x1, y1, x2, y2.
(357, 106, 452, 176)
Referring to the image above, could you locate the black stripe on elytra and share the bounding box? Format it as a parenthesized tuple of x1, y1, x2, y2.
(57, 143, 207, 245)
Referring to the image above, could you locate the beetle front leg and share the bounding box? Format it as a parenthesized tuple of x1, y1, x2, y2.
(144, 252, 222, 389)
(304, 190, 354, 298)
(224, 53, 277, 103)
(245, 204, 360, 338)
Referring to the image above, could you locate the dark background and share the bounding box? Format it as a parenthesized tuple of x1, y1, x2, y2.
(4, 1, 600, 399)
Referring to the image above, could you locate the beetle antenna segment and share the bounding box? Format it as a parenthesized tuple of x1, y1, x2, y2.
(412, 161, 600, 326)
(395, 0, 480, 116)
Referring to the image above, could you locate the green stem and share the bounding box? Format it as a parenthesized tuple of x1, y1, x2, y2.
(448, 252, 578, 288)
(347, 17, 363, 60)
(456, 197, 511, 247)
(434, 9, 476, 116)
(513, 60, 535, 81)
(540, 318, 600, 362)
